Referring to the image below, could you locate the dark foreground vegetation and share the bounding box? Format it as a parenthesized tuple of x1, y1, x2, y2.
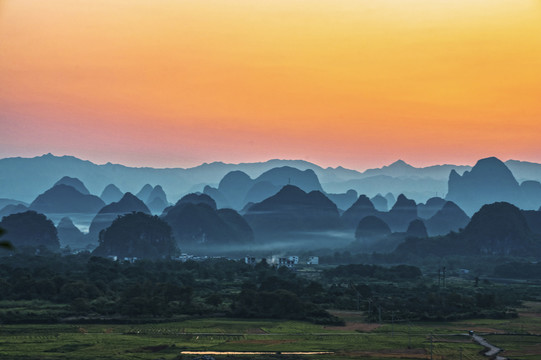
(1, 252, 538, 326)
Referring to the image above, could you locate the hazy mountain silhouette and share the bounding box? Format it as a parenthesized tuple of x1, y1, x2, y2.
(385, 193, 396, 208)
(341, 195, 379, 229)
(100, 184, 123, 204)
(147, 185, 167, 204)
(0, 211, 59, 250)
(57, 217, 86, 249)
(0, 198, 28, 209)
(406, 219, 428, 239)
(382, 194, 418, 232)
(362, 160, 470, 180)
(324, 175, 446, 203)
(326, 189, 358, 211)
(355, 215, 391, 240)
(88, 193, 150, 241)
(172, 193, 217, 210)
(146, 185, 169, 214)
(506, 160, 541, 183)
(0, 154, 366, 203)
(93, 212, 178, 259)
(147, 197, 169, 214)
(201, 186, 229, 209)
(446, 157, 541, 214)
(242, 181, 280, 207)
(30, 184, 105, 214)
(0, 204, 28, 219)
(54, 176, 90, 195)
(244, 185, 341, 241)
(136, 184, 154, 202)
(417, 197, 446, 219)
(447, 157, 519, 213)
(370, 194, 388, 212)
(5, 153, 541, 209)
(461, 202, 536, 255)
(216, 170, 253, 209)
(425, 201, 470, 236)
(162, 195, 253, 248)
(396, 202, 541, 257)
(206, 166, 325, 211)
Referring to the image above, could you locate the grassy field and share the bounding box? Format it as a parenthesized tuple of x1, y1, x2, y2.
(1, 303, 540, 360)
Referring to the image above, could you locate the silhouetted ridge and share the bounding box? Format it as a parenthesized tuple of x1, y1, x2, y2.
(0, 211, 59, 250)
(135, 184, 154, 202)
(370, 194, 388, 212)
(93, 212, 178, 259)
(147, 185, 167, 204)
(100, 184, 123, 204)
(395, 202, 540, 257)
(425, 201, 469, 236)
(244, 185, 341, 241)
(355, 216, 391, 239)
(327, 189, 358, 211)
(88, 193, 151, 241)
(0, 204, 28, 219)
(383, 194, 418, 232)
(341, 195, 378, 229)
(463, 202, 533, 255)
(218, 171, 253, 209)
(57, 217, 85, 248)
(30, 184, 105, 214)
(417, 197, 446, 219)
(257, 167, 323, 192)
(216, 208, 254, 243)
(54, 176, 90, 195)
(243, 181, 280, 206)
(175, 193, 217, 210)
(406, 219, 428, 238)
(446, 157, 522, 214)
(162, 200, 252, 248)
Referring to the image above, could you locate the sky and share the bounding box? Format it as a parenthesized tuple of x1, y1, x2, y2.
(1, 0, 541, 170)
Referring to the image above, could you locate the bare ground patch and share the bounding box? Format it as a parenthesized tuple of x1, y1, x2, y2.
(326, 310, 381, 332)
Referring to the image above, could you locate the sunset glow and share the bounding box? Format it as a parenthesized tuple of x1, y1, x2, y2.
(1, 0, 541, 169)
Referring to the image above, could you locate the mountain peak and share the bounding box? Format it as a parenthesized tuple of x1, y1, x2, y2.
(387, 160, 414, 169)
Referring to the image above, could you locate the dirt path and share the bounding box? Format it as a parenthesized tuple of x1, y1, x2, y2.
(472, 334, 506, 360)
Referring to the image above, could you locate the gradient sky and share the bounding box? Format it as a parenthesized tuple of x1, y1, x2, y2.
(1, 0, 541, 170)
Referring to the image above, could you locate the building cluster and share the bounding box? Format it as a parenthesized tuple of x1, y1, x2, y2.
(244, 255, 319, 268)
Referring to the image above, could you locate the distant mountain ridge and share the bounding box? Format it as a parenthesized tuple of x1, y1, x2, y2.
(3, 153, 541, 205)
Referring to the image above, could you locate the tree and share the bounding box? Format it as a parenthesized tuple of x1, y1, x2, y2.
(0, 227, 14, 250)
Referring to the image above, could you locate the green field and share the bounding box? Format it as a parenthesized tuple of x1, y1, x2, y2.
(2, 303, 540, 360)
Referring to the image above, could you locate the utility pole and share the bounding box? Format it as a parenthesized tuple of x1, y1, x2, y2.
(367, 298, 372, 323)
(430, 334, 433, 360)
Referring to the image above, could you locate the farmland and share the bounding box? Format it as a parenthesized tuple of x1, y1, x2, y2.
(1, 302, 540, 360)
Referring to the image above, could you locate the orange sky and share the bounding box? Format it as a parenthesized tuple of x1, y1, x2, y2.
(1, 0, 541, 169)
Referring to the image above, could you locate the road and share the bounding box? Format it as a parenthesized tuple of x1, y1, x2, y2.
(472, 334, 506, 360)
